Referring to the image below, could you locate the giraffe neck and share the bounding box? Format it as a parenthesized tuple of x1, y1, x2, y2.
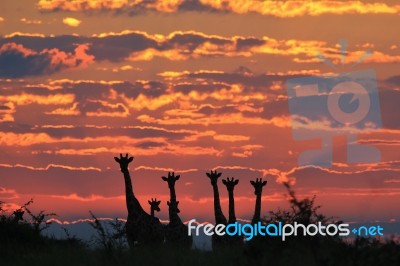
(227, 190, 236, 223)
(212, 183, 227, 225)
(150, 208, 154, 217)
(252, 193, 262, 223)
(168, 201, 182, 225)
(122, 169, 144, 216)
(169, 185, 177, 202)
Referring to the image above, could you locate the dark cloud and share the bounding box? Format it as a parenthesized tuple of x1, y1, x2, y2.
(135, 141, 166, 149)
(197, 105, 237, 116)
(185, 68, 290, 89)
(0, 35, 82, 53)
(386, 75, 400, 86)
(379, 89, 400, 129)
(0, 32, 268, 66)
(173, 83, 230, 94)
(0, 43, 53, 78)
(260, 99, 289, 119)
(0, 42, 93, 78)
(177, 0, 216, 12)
(162, 31, 230, 50)
(89, 33, 158, 62)
(236, 37, 265, 50)
(289, 165, 400, 189)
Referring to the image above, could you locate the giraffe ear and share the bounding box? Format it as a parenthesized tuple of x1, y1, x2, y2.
(161, 176, 167, 181)
(206, 172, 211, 178)
(128, 157, 133, 163)
(157, 200, 161, 205)
(262, 180, 267, 186)
(222, 179, 227, 185)
(250, 180, 255, 186)
(148, 200, 151, 205)
(114, 157, 120, 163)
(217, 172, 222, 178)
(175, 175, 180, 180)
(234, 179, 239, 185)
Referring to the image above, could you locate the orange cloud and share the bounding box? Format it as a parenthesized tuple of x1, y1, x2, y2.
(85, 100, 130, 117)
(20, 18, 42, 25)
(62, 17, 82, 27)
(97, 65, 142, 72)
(0, 163, 101, 172)
(128, 48, 189, 61)
(138, 113, 290, 127)
(199, 0, 400, 17)
(51, 144, 223, 157)
(0, 42, 35, 56)
(46, 103, 81, 116)
(50, 193, 124, 202)
(0, 132, 56, 146)
(45, 43, 94, 68)
(146, 0, 183, 12)
(134, 165, 198, 173)
(232, 144, 264, 158)
(124, 93, 179, 111)
(0, 93, 75, 106)
(4, 32, 46, 38)
(36, 0, 400, 17)
(213, 134, 250, 142)
(0, 132, 167, 147)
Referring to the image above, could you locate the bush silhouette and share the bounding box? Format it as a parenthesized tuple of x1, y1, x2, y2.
(1, 186, 400, 266)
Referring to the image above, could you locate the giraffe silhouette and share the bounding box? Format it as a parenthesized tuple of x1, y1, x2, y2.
(250, 178, 267, 224)
(162, 172, 192, 247)
(222, 177, 239, 224)
(148, 198, 161, 218)
(222, 176, 244, 245)
(206, 170, 227, 225)
(114, 154, 164, 247)
(206, 170, 230, 247)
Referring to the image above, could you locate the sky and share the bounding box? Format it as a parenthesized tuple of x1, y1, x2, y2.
(0, 0, 399, 228)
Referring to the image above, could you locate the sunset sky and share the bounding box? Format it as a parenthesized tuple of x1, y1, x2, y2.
(0, 0, 399, 227)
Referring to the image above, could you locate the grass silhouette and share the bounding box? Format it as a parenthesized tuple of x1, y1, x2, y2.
(1, 184, 400, 266)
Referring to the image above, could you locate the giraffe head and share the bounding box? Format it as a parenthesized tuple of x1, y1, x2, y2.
(167, 200, 180, 214)
(250, 178, 267, 195)
(222, 177, 239, 192)
(148, 198, 161, 213)
(114, 153, 134, 172)
(161, 172, 180, 189)
(206, 170, 222, 186)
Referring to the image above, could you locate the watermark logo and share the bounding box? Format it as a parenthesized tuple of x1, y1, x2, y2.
(286, 40, 382, 167)
(188, 219, 384, 241)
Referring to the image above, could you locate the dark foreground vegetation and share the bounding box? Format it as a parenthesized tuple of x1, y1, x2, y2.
(1, 185, 400, 266)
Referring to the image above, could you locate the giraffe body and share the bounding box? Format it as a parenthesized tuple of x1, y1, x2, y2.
(223, 177, 244, 245)
(207, 170, 231, 247)
(114, 154, 164, 247)
(162, 172, 192, 247)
